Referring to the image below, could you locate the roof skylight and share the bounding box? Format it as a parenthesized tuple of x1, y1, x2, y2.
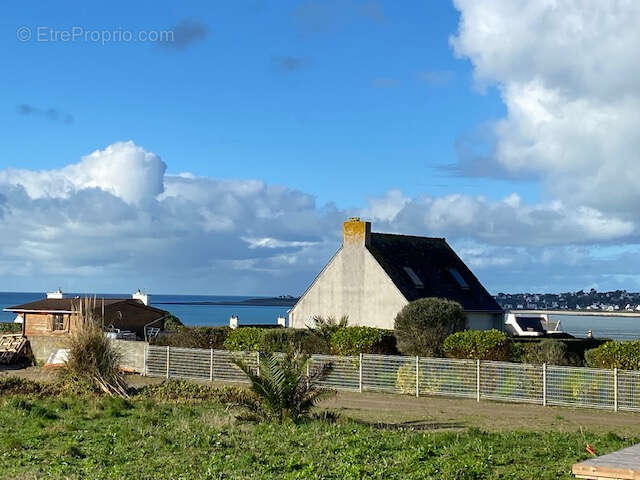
(448, 268, 469, 289)
(403, 267, 424, 288)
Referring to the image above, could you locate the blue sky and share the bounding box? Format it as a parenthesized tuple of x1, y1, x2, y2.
(2, 0, 526, 207)
(1, 1, 639, 295)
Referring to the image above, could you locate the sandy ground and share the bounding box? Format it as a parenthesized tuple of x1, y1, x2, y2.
(2, 366, 639, 434)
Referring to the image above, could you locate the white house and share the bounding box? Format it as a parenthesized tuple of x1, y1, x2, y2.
(289, 218, 504, 330)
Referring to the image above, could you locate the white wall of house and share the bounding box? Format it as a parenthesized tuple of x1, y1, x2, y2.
(289, 245, 408, 329)
(466, 312, 504, 331)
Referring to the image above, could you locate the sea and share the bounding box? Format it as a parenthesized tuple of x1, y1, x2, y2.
(0, 292, 290, 328)
(2, 291, 640, 339)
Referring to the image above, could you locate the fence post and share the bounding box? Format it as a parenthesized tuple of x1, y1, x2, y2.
(256, 351, 260, 376)
(476, 359, 481, 402)
(614, 368, 618, 412)
(166, 346, 170, 379)
(143, 344, 147, 377)
(359, 353, 363, 393)
(542, 363, 547, 406)
(415, 356, 420, 397)
(209, 348, 214, 382)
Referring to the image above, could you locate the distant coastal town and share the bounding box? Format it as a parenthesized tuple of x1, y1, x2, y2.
(495, 289, 640, 312)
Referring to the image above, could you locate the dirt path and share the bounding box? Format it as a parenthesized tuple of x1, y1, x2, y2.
(320, 390, 640, 434)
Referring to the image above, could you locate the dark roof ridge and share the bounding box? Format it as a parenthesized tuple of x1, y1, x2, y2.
(371, 231, 446, 241)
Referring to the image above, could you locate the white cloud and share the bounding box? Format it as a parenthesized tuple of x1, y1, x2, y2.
(450, 0, 640, 215)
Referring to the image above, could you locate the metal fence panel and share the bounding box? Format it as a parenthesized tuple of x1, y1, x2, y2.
(168, 347, 211, 380)
(310, 354, 360, 391)
(546, 365, 614, 409)
(618, 369, 640, 412)
(362, 354, 416, 394)
(480, 361, 543, 404)
(146, 345, 169, 377)
(142, 345, 640, 412)
(419, 357, 476, 398)
(213, 350, 255, 384)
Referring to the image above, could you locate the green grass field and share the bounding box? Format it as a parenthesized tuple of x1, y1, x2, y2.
(0, 385, 636, 480)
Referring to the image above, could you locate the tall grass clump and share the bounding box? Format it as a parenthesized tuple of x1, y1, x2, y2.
(59, 297, 128, 397)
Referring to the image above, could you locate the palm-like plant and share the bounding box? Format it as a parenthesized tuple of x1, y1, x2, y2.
(234, 352, 332, 423)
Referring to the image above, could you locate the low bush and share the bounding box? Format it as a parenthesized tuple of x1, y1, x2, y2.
(136, 379, 256, 404)
(162, 315, 184, 332)
(394, 298, 465, 357)
(522, 339, 578, 366)
(153, 326, 230, 349)
(223, 328, 265, 351)
(330, 326, 397, 356)
(0, 377, 62, 396)
(260, 328, 329, 355)
(0, 322, 22, 334)
(443, 329, 511, 361)
(585, 340, 640, 370)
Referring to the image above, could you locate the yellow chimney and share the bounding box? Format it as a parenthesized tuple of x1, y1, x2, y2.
(343, 217, 371, 247)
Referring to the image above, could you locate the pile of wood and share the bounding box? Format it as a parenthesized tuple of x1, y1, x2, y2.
(0, 334, 28, 364)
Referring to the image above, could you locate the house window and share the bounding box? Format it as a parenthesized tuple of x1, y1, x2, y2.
(53, 314, 65, 331)
(448, 268, 469, 289)
(403, 267, 424, 288)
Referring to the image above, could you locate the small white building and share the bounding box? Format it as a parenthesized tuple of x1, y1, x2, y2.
(289, 218, 503, 330)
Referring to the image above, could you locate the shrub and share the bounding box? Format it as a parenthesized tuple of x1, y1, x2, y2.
(0, 377, 61, 396)
(309, 315, 348, 348)
(223, 328, 265, 351)
(0, 322, 22, 334)
(59, 297, 128, 397)
(260, 328, 329, 355)
(395, 363, 417, 394)
(136, 379, 256, 404)
(443, 329, 511, 361)
(330, 326, 397, 356)
(153, 326, 229, 349)
(584, 340, 640, 370)
(163, 315, 184, 332)
(234, 352, 333, 423)
(522, 339, 575, 366)
(394, 298, 465, 357)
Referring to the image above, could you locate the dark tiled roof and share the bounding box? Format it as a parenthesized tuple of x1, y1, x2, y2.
(7, 298, 127, 312)
(367, 233, 503, 312)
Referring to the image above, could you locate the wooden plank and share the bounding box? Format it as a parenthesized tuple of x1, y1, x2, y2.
(573, 444, 640, 479)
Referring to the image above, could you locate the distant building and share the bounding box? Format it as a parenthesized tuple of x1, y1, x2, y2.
(4, 291, 168, 340)
(289, 218, 503, 330)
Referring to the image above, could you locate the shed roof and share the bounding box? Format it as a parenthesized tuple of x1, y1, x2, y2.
(367, 232, 503, 312)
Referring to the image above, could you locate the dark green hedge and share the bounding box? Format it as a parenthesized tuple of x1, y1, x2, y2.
(330, 326, 397, 356)
(0, 322, 22, 334)
(585, 340, 640, 370)
(152, 326, 230, 350)
(443, 329, 511, 361)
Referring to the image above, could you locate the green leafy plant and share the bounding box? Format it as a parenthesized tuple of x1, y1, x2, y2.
(330, 326, 397, 356)
(233, 352, 333, 423)
(394, 298, 465, 357)
(162, 315, 184, 332)
(59, 297, 128, 397)
(443, 329, 511, 361)
(260, 328, 329, 355)
(309, 315, 348, 346)
(585, 340, 640, 370)
(522, 339, 575, 366)
(223, 327, 265, 351)
(153, 326, 230, 349)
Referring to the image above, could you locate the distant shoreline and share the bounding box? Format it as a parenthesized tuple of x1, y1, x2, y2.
(154, 297, 299, 307)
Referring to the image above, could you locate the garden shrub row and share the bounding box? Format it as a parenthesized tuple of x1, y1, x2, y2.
(585, 340, 640, 370)
(153, 326, 230, 350)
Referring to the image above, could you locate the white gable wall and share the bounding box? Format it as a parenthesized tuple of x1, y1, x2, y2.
(289, 246, 408, 329)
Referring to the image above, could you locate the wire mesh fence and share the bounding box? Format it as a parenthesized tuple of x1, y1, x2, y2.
(144, 346, 640, 412)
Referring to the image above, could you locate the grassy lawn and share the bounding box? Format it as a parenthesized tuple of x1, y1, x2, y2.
(0, 386, 637, 480)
